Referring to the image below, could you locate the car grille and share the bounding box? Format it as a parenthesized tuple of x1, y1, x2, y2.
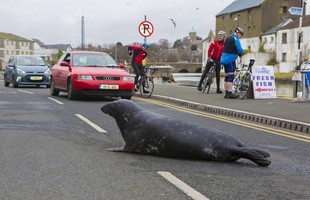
(96, 76, 120, 81)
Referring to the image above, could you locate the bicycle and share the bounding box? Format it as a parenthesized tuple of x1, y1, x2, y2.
(134, 67, 155, 98)
(232, 59, 255, 99)
(201, 62, 216, 94)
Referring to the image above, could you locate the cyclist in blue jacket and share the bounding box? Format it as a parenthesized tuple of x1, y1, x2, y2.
(220, 27, 244, 99)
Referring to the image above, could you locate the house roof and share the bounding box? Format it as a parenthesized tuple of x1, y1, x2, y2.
(45, 44, 72, 51)
(0, 32, 32, 42)
(278, 15, 310, 30)
(216, 0, 264, 16)
(263, 18, 293, 35)
(32, 38, 46, 48)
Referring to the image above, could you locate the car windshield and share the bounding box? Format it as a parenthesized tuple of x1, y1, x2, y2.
(16, 56, 46, 66)
(72, 53, 118, 67)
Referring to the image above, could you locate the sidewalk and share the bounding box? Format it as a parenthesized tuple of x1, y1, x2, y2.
(137, 84, 310, 134)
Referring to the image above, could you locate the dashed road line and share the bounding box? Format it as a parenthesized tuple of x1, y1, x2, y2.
(75, 114, 107, 133)
(17, 89, 34, 94)
(157, 171, 210, 200)
(48, 97, 64, 105)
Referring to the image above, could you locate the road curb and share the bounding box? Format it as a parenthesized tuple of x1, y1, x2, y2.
(136, 94, 310, 134)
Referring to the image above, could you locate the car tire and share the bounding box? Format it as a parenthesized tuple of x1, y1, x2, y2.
(67, 78, 77, 100)
(4, 76, 10, 87)
(12, 75, 18, 88)
(50, 77, 59, 96)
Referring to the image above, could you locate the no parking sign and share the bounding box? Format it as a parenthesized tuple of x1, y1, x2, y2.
(138, 20, 154, 38)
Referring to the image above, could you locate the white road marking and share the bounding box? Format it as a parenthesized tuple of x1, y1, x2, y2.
(75, 114, 107, 133)
(48, 97, 64, 105)
(17, 89, 34, 94)
(157, 171, 210, 200)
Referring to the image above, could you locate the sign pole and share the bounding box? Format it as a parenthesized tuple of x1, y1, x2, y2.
(144, 15, 147, 43)
(297, 0, 304, 67)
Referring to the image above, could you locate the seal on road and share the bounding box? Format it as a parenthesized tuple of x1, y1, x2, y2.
(101, 99, 271, 166)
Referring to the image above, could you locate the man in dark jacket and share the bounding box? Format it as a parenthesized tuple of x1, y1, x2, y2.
(128, 42, 150, 93)
(197, 31, 226, 93)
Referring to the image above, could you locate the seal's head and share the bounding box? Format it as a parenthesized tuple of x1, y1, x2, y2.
(101, 99, 141, 119)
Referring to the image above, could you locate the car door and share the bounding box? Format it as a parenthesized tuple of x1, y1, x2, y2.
(5, 57, 15, 82)
(58, 53, 71, 89)
(52, 53, 71, 90)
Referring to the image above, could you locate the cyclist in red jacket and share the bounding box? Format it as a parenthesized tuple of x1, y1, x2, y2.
(197, 31, 226, 93)
(128, 42, 150, 93)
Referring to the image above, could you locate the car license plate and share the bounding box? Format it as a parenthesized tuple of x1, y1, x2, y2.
(30, 76, 42, 80)
(99, 84, 119, 90)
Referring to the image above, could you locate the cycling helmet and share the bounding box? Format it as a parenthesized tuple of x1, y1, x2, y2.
(142, 42, 150, 48)
(218, 30, 226, 38)
(235, 27, 244, 36)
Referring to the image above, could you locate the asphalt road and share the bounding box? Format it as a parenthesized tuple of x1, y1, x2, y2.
(0, 83, 309, 200)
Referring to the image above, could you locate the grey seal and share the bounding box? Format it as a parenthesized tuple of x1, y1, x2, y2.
(101, 99, 271, 166)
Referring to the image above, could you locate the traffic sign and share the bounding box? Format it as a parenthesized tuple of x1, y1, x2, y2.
(138, 20, 154, 37)
(288, 7, 303, 16)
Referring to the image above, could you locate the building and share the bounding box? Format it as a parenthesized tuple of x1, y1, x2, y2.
(216, 0, 304, 52)
(0, 32, 34, 69)
(45, 44, 72, 52)
(275, 15, 310, 72)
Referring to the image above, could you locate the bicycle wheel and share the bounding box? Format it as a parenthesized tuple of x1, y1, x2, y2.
(239, 74, 251, 99)
(232, 74, 241, 94)
(202, 67, 215, 94)
(139, 77, 154, 98)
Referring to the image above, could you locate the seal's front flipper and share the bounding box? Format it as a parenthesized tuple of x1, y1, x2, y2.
(232, 147, 271, 167)
(108, 147, 125, 152)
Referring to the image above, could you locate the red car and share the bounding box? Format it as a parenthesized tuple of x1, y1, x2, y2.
(50, 51, 134, 100)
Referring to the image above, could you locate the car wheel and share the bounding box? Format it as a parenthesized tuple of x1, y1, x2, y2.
(50, 77, 59, 96)
(67, 79, 77, 100)
(4, 76, 10, 87)
(12, 75, 18, 88)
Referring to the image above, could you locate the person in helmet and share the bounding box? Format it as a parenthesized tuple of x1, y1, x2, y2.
(128, 42, 150, 93)
(220, 27, 244, 99)
(197, 30, 226, 93)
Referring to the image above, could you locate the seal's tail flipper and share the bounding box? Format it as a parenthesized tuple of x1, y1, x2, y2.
(233, 147, 271, 167)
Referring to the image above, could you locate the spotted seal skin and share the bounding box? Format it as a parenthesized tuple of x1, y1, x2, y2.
(101, 99, 271, 167)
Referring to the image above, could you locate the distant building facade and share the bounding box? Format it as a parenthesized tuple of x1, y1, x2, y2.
(0, 32, 34, 69)
(212, 0, 308, 72)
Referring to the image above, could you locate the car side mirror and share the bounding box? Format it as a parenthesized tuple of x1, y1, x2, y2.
(60, 61, 69, 67)
(119, 63, 125, 69)
(7, 64, 14, 68)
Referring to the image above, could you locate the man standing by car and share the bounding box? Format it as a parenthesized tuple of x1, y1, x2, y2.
(220, 27, 244, 99)
(128, 42, 150, 93)
(197, 31, 226, 93)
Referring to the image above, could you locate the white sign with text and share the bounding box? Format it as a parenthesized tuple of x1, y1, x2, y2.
(251, 66, 277, 99)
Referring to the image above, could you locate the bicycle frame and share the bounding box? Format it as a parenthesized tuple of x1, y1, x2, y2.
(232, 59, 255, 99)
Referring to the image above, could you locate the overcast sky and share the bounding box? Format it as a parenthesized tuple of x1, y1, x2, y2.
(0, 0, 309, 47)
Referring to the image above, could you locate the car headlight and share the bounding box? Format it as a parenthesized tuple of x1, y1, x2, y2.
(44, 68, 51, 74)
(123, 76, 134, 81)
(17, 68, 26, 74)
(78, 75, 93, 80)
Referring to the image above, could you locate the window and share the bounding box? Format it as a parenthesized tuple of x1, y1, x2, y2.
(0, 39, 4, 48)
(16, 41, 20, 49)
(0, 50, 4, 58)
(282, 53, 287, 62)
(282, 33, 287, 44)
(271, 37, 274, 43)
(279, 6, 287, 14)
(247, 9, 251, 21)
